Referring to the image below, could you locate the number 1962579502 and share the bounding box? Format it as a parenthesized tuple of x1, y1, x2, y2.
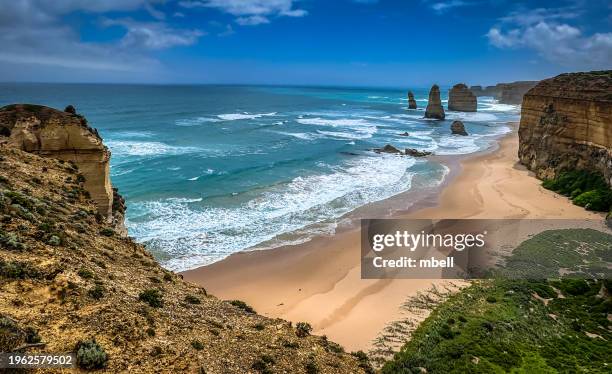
(0, 353, 75, 368)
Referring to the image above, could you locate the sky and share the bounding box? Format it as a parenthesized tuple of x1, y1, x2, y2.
(0, 0, 610, 87)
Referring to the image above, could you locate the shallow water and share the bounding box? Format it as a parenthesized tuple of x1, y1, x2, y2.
(0, 84, 520, 270)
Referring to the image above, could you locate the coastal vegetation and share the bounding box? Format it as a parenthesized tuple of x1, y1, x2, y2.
(0, 145, 368, 372)
(382, 229, 612, 373)
(542, 170, 612, 212)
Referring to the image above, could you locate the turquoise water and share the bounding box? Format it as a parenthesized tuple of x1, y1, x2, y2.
(0, 84, 519, 270)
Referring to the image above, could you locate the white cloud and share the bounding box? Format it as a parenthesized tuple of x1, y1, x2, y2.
(179, 0, 307, 25)
(0, 0, 201, 73)
(236, 15, 270, 26)
(487, 6, 612, 69)
(104, 19, 204, 49)
(428, 0, 475, 13)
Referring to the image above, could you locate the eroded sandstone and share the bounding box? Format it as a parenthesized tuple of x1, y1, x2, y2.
(518, 71, 612, 185)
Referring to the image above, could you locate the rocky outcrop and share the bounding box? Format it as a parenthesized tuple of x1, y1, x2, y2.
(374, 144, 431, 157)
(448, 84, 477, 112)
(405, 148, 432, 157)
(425, 85, 445, 120)
(408, 91, 417, 109)
(470, 81, 538, 104)
(518, 71, 612, 185)
(499, 81, 538, 104)
(0, 104, 116, 222)
(451, 120, 468, 136)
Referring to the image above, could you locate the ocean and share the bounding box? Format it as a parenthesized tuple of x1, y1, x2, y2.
(0, 83, 520, 270)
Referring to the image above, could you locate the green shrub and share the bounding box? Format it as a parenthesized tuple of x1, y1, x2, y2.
(47, 235, 61, 246)
(24, 327, 41, 344)
(304, 358, 319, 374)
(146, 328, 156, 337)
(572, 189, 612, 211)
(75, 339, 108, 370)
(542, 171, 611, 212)
(88, 285, 105, 300)
(78, 268, 94, 279)
(184, 295, 200, 304)
(229, 300, 255, 313)
(99, 228, 115, 237)
(191, 340, 204, 350)
(486, 295, 497, 303)
(295, 322, 312, 338)
(139, 289, 163, 308)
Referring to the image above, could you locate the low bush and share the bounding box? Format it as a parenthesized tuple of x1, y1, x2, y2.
(184, 295, 200, 304)
(139, 289, 163, 308)
(191, 340, 204, 350)
(542, 171, 611, 212)
(295, 322, 312, 338)
(75, 339, 108, 370)
(88, 285, 105, 300)
(229, 300, 255, 313)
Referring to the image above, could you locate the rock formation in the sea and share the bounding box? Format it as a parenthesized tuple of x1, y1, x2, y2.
(408, 91, 417, 109)
(448, 84, 477, 112)
(0, 146, 368, 373)
(375, 144, 403, 154)
(518, 71, 612, 186)
(399, 132, 410, 136)
(470, 81, 538, 104)
(425, 85, 445, 120)
(451, 120, 468, 136)
(405, 148, 432, 157)
(0, 104, 120, 224)
(373, 144, 431, 157)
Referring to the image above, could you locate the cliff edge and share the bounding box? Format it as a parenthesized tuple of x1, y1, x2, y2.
(518, 71, 612, 185)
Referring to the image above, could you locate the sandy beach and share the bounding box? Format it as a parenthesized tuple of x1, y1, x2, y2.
(182, 123, 603, 352)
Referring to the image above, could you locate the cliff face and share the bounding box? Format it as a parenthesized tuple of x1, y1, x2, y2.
(470, 81, 537, 104)
(425, 85, 445, 120)
(448, 83, 477, 112)
(0, 144, 367, 372)
(0, 104, 115, 222)
(518, 71, 612, 185)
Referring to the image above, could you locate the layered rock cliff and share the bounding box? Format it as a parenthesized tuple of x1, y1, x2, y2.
(0, 131, 368, 372)
(518, 71, 612, 185)
(425, 85, 445, 120)
(448, 83, 477, 112)
(470, 81, 537, 104)
(0, 104, 117, 223)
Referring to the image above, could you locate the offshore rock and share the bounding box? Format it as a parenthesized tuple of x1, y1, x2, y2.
(451, 120, 468, 136)
(408, 91, 417, 109)
(448, 83, 477, 112)
(425, 85, 445, 120)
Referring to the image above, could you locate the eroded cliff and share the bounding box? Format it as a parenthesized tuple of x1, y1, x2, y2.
(0, 136, 369, 373)
(518, 71, 612, 185)
(0, 104, 117, 223)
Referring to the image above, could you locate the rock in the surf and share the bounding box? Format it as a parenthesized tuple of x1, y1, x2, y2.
(425, 85, 445, 120)
(451, 120, 468, 136)
(408, 91, 417, 109)
(448, 83, 477, 112)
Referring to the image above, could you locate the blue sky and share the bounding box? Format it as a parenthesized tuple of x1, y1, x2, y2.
(0, 0, 610, 86)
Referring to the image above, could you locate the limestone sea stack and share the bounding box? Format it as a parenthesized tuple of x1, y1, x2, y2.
(470, 81, 537, 104)
(448, 83, 477, 112)
(408, 91, 417, 109)
(518, 71, 612, 185)
(451, 120, 468, 136)
(425, 84, 445, 120)
(0, 104, 121, 223)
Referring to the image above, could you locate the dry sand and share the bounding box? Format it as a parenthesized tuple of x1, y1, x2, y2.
(182, 124, 603, 352)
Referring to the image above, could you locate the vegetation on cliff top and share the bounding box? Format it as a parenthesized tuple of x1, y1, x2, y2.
(382, 229, 612, 373)
(0, 146, 369, 373)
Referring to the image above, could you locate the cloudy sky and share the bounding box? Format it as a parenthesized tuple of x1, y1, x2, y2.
(0, 0, 610, 86)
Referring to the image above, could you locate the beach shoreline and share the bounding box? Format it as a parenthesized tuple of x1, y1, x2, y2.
(182, 122, 604, 352)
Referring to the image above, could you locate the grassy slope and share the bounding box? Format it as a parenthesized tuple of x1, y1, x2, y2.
(382, 229, 612, 373)
(0, 146, 368, 373)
